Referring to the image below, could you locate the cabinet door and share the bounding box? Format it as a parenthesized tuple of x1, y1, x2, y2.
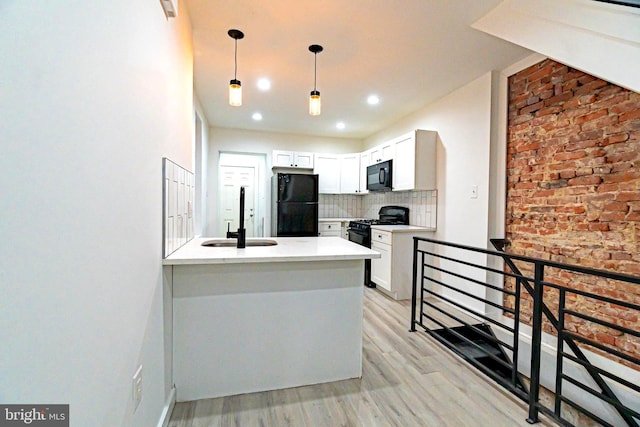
(359, 152, 370, 194)
(371, 241, 392, 291)
(392, 134, 415, 191)
(370, 142, 395, 164)
(381, 142, 395, 161)
(340, 154, 360, 194)
(370, 147, 382, 164)
(318, 221, 341, 237)
(272, 150, 295, 168)
(294, 152, 314, 169)
(314, 154, 340, 193)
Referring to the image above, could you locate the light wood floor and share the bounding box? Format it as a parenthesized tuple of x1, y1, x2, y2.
(168, 287, 553, 427)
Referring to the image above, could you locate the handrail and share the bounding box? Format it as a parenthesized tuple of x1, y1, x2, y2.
(489, 239, 639, 427)
(411, 236, 640, 427)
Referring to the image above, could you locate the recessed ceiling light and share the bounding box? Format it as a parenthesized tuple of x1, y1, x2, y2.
(367, 94, 380, 105)
(256, 78, 271, 91)
(336, 122, 346, 130)
(252, 112, 263, 121)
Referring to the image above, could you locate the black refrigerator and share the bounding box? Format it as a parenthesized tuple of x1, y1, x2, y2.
(271, 173, 319, 237)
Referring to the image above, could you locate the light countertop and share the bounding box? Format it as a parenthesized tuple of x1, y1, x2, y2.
(318, 218, 357, 222)
(371, 225, 436, 233)
(163, 236, 380, 265)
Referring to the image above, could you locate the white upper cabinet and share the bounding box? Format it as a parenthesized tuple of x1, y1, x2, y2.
(369, 141, 394, 164)
(272, 150, 314, 169)
(314, 154, 341, 194)
(391, 130, 437, 191)
(359, 152, 370, 194)
(339, 153, 361, 194)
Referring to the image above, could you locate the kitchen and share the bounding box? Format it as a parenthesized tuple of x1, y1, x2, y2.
(2, 1, 638, 427)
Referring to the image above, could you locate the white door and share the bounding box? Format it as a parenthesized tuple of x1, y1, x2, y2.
(220, 166, 255, 237)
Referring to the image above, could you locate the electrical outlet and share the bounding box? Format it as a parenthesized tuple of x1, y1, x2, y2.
(132, 365, 143, 412)
(470, 185, 478, 199)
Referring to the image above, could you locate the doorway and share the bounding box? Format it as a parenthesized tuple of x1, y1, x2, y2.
(218, 152, 267, 237)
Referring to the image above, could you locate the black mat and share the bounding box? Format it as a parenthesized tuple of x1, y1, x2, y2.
(431, 323, 526, 392)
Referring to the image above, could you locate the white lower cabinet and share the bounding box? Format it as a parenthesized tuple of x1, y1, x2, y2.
(371, 238, 392, 292)
(318, 221, 341, 237)
(370, 227, 433, 300)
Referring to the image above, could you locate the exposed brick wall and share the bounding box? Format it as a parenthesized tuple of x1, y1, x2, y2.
(505, 58, 640, 364)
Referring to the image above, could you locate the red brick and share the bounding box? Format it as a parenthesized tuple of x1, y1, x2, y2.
(620, 109, 640, 122)
(603, 202, 629, 212)
(515, 142, 541, 153)
(528, 65, 554, 82)
(520, 101, 544, 115)
(588, 223, 609, 231)
(557, 205, 586, 214)
(600, 211, 627, 222)
(615, 192, 640, 202)
(568, 175, 602, 186)
(574, 80, 608, 97)
(606, 151, 638, 163)
(581, 114, 619, 131)
(555, 151, 587, 161)
(602, 133, 629, 146)
(575, 109, 608, 125)
(565, 139, 600, 152)
(626, 211, 640, 221)
(602, 171, 640, 184)
(608, 100, 637, 115)
(537, 106, 563, 117)
(544, 92, 572, 107)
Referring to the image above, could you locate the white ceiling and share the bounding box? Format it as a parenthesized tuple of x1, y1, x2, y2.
(185, 0, 532, 139)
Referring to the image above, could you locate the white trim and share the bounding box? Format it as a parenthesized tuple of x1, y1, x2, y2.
(501, 52, 547, 78)
(472, 0, 640, 93)
(157, 386, 176, 427)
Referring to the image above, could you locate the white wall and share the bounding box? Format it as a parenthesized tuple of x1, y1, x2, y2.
(364, 73, 495, 312)
(0, 2, 194, 426)
(206, 127, 362, 236)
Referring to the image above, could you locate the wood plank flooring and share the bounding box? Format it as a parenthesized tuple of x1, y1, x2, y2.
(168, 287, 553, 427)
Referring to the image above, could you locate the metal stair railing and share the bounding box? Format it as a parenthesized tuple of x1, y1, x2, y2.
(490, 239, 638, 427)
(410, 236, 640, 427)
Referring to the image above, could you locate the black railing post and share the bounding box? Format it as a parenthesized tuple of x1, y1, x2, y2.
(512, 276, 522, 388)
(527, 262, 544, 424)
(419, 251, 425, 329)
(410, 237, 418, 332)
(554, 288, 566, 417)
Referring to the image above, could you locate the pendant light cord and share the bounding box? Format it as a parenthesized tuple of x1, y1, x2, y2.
(313, 53, 317, 91)
(234, 39, 238, 80)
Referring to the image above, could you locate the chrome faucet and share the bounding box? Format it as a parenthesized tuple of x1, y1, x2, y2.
(226, 186, 246, 248)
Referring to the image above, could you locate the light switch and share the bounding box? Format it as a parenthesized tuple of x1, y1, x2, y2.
(471, 185, 478, 199)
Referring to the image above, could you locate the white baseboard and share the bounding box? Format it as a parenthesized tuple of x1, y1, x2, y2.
(157, 386, 176, 427)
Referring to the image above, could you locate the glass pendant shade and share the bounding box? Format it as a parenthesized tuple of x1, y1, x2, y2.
(229, 79, 242, 106)
(309, 90, 321, 116)
(227, 29, 244, 107)
(308, 44, 323, 116)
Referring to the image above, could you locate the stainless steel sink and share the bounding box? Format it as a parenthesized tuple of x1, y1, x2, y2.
(201, 238, 278, 247)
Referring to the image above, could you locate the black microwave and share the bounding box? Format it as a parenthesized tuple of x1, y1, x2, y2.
(366, 159, 392, 192)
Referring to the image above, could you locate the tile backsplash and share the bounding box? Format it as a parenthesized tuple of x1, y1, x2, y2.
(319, 190, 437, 228)
(163, 158, 194, 257)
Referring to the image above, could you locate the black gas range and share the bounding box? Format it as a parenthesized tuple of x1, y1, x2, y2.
(347, 206, 409, 287)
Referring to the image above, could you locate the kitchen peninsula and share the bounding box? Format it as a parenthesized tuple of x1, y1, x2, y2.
(163, 236, 379, 401)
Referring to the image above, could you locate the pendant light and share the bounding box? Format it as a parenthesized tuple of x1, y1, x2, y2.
(228, 29, 244, 107)
(308, 44, 323, 116)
